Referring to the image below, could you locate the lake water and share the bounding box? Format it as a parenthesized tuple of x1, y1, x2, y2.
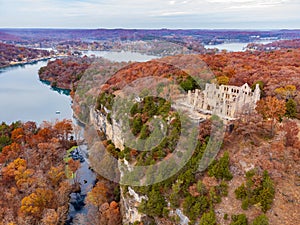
(0, 61, 73, 124)
(204, 40, 274, 52)
(0, 52, 158, 124)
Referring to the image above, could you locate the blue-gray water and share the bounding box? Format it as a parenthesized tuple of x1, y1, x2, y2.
(204, 40, 274, 52)
(0, 52, 158, 125)
(0, 61, 73, 124)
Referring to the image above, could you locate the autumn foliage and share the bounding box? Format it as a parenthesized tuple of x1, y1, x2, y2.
(0, 42, 50, 68)
(101, 60, 189, 93)
(256, 96, 286, 136)
(0, 120, 75, 224)
(38, 56, 93, 90)
(72, 180, 122, 225)
(198, 49, 300, 98)
(247, 39, 300, 51)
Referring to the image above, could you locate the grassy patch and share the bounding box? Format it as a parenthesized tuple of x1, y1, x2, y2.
(64, 146, 78, 179)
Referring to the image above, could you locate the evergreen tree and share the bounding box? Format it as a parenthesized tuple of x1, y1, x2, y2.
(138, 187, 166, 217)
(180, 75, 199, 91)
(208, 151, 233, 181)
(260, 171, 275, 213)
(199, 210, 217, 225)
(285, 99, 297, 118)
(230, 214, 248, 225)
(251, 214, 269, 225)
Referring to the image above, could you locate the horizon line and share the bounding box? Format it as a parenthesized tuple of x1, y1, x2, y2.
(1, 27, 300, 31)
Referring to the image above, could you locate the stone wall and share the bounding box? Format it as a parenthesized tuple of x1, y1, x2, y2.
(187, 83, 260, 120)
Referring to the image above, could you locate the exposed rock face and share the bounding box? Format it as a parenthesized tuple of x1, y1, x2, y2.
(120, 187, 148, 224)
(90, 108, 125, 150)
(90, 109, 145, 224)
(169, 208, 190, 225)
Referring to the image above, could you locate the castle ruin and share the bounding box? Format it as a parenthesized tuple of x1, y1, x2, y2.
(187, 83, 261, 120)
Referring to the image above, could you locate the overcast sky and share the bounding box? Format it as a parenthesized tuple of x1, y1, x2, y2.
(0, 0, 299, 29)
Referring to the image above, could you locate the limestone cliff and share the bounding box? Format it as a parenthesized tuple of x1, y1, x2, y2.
(90, 108, 124, 151)
(90, 108, 147, 224)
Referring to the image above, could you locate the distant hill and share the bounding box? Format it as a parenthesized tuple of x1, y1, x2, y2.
(0, 31, 21, 41)
(1, 28, 300, 46)
(0, 42, 50, 67)
(247, 39, 300, 51)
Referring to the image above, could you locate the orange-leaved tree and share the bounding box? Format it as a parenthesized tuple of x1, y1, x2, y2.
(256, 96, 286, 136)
(54, 119, 73, 142)
(86, 181, 108, 210)
(67, 158, 80, 184)
(0, 142, 22, 163)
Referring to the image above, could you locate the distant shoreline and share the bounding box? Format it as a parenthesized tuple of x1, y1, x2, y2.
(0, 55, 67, 69)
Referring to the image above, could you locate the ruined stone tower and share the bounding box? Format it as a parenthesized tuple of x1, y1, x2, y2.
(187, 83, 261, 120)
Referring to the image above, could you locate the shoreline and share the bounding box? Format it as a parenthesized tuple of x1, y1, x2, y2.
(0, 55, 68, 69)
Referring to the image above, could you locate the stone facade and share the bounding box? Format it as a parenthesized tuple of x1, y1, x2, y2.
(187, 83, 261, 120)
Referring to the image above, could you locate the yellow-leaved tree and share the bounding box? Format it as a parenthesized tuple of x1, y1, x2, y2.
(20, 188, 55, 218)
